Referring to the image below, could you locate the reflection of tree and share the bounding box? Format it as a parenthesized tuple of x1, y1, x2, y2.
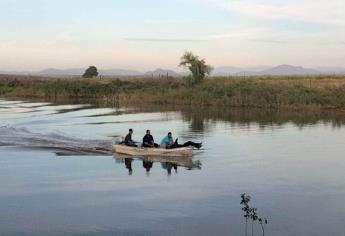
(182, 109, 208, 132)
(178, 107, 345, 130)
(115, 104, 345, 131)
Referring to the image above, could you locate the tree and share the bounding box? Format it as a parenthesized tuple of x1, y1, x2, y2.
(83, 66, 99, 78)
(179, 51, 213, 85)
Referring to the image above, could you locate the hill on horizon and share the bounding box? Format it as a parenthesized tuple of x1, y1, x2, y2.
(212, 65, 345, 76)
(2, 65, 345, 77)
(144, 68, 180, 77)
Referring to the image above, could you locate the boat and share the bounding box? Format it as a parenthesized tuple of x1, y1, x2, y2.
(113, 144, 193, 156)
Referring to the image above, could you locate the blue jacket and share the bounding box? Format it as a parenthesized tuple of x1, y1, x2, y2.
(160, 135, 173, 147)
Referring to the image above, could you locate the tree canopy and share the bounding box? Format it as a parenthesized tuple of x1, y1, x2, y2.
(83, 66, 99, 78)
(179, 51, 213, 85)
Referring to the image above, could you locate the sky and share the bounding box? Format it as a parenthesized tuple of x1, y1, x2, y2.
(0, 0, 345, 71)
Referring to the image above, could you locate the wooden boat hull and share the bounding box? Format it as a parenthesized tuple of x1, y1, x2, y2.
(114, 144, 193, 156)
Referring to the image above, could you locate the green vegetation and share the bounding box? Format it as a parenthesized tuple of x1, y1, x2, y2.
(179, 51, 213, 86)
(1, 74, 345, 109)
(82, 66, 99, 78)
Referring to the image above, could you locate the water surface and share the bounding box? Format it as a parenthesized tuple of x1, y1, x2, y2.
(0, 99, 345, 236)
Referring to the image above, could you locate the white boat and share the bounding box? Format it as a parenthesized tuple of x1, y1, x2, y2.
(113, 144, 193, 156)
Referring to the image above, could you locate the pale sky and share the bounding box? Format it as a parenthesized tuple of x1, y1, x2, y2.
(1, 0, 345, 70)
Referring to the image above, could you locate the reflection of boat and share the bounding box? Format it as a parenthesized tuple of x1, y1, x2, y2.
(145, 155, 193, 167)
(114, 144, 193, 156)
(115, 155, 196, 168)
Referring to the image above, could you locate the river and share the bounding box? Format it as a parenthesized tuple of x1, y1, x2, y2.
(0, 99, 344, 236)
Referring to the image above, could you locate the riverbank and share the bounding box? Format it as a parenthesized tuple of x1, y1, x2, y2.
(1, 74, 345, 109)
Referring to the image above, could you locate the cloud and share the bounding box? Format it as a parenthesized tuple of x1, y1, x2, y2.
(207, 32, 250, 39)
(250, 39, 290, 44)
(124, 31, 252, 43)
(144, 19, 206, 24)
(206, 27, 294, 43)
(206, 0, 345, 26)
(123, 38, 211, 42)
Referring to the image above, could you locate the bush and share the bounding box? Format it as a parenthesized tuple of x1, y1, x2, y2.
(83, 66, 99, 78)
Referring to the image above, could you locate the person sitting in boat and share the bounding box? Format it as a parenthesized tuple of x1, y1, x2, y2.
(124, 128, 137, 147)
(160, 132, 202, 149)
(142, 130, 159, 148)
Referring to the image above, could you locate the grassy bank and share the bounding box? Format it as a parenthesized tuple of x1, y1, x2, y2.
(1, 74, 345, 109)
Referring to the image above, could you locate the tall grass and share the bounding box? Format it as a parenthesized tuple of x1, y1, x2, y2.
(1, 74, 345, 109)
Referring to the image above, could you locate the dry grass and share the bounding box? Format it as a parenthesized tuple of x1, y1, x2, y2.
(1, 74, 345, 109)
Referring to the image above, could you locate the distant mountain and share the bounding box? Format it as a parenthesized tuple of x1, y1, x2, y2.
(213, 66, 270, 76)
(101, 69, 142, 76)
(259, 65, 319, 75)
(0, 70, 38, 75)
(0, 68, 143, 76)
(212, 66, 243, 76)
(315, 67, 345, 74)
(0, 68, 175, 77)
(213, 65, 324, 76)
(2, 65, 345, 77)
(144, 68, 179, 77)
(37, 68, 143, 76)
(37, 68, 84, 76)
(247, 65, 272, 72)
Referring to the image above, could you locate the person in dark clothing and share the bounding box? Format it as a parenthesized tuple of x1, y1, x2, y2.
(160, 132, 202, 149)
(124, 128, 137, 147)
(142, 130, 159, 148)
(171, 139, 202, 149)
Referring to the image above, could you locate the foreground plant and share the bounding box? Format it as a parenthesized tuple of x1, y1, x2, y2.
(240, 193, 251, 236)
(258, 218, 268, 236)
(250, 207, 258, 236)
(240, 193, 268, 236)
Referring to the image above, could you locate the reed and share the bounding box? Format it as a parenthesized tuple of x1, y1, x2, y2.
(1, 74, 345, 109)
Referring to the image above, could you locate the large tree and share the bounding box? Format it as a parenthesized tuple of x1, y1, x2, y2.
(179, 51, 213, 85)
(83, 66, 99, 78)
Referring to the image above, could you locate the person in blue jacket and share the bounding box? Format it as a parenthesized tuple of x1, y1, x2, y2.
(160, 132, 202, 149)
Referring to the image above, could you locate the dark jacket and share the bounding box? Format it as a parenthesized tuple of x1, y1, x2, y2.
(143, 134, 154, 146)
(125, 133, 133, 144)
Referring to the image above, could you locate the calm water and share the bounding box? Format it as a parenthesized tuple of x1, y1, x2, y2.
(0, 99, 344, 236)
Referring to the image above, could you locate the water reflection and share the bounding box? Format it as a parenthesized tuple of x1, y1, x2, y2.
(184, 107, 345, 129)
(3, 98, 345, 131)
(143, 160, 153, 173)
(161, 162, 178, 176)
(124, 158, 133, 175)
(125, 105, 345, 130)
(116, 155, 202, 175)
